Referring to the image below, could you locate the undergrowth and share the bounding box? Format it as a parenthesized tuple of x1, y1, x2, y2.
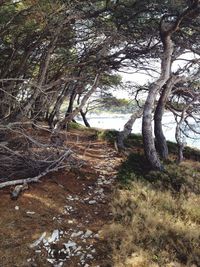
(103, 142, 200, 267)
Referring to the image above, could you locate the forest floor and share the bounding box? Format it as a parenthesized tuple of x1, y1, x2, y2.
(0, 128, 123, 267)
(0, 127, 200, 267)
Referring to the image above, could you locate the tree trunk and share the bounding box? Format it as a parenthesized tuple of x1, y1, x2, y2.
(175, 121, 184, 164)
(48, 83, 71, 128)
(117, 108, 143, 151)
(56, 74, 100, 130)
(142, 1, 200, 170)
(13, 25, 62, 120)
(154, 76, 179, 159)
(80, 110, 90, 127)
(65, 88, 77, 118)
(142, 34, 173, 170)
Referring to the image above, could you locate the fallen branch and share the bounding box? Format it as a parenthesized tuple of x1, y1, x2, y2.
(0, 161, 71, 189)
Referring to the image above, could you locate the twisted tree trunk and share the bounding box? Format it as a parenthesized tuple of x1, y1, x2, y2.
(117, 108, 143, 151)
(142, 33, 173, 170)
(142, 2, 199, 170)
(154, 75, 180, 159)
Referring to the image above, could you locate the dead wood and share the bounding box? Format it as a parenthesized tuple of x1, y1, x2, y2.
(0, 124, 81, 189)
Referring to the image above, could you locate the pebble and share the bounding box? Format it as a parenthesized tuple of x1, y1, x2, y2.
(26, 211, 35, 215)
(48, 229, 60, 243)
(88, 200, 96, 205)
(47, 258, 55, 264)
(15, 206, 19, 210)
(63, 241, 77, 249)
(71, 231, 83, 238)
(84, 230, 93, 238)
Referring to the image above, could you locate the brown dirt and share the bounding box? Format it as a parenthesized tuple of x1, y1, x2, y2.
(0, 129, 123, 267)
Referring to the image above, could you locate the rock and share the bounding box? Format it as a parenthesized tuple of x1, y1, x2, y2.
(84, 230, 93, 238)
(94, 234, 99, 239)
(26, 211, 35, 215)
(29, 232, 46, 248)
(71, 231, 83, 238)
(15, 205, 19, 210)
(88, 200, 96, 205)
(47, 258, 55, 264)
(11, 183, 28, 200)
(48, 230, 60, 243)
(86, 254, 94, 259)
(63, 241, 77, 249)
(54, 263, 63, 267)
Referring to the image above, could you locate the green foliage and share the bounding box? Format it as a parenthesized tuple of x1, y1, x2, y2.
(97, 98, 137, 114)
(67, 121, 86, 130)
(96, 129, 119, 142)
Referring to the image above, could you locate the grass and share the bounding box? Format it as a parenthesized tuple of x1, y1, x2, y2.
(102, 135, 200, 267)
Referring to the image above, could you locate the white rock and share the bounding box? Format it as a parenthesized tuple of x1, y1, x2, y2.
(15, 206, 19, 210)
(74, 246, 82, 252)
(47, 258, 55, 264)
(63, 241, 77, 249)
(84, 230, 93, 238)
(94, 234, 99, 239)
(71, 231, 83, 238)
(26, 211, 35, 215)
(54, 262, 63, 267)
(88, 200, 96, 205)
(86, 254, 94, 259)
(48, 229, 60, 243)
(29, 232, 46, 248)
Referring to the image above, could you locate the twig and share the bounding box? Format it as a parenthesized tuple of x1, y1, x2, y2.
(0, 163, 70, 189)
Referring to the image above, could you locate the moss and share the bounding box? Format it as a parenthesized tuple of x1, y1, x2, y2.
(96, 129, 119, 142)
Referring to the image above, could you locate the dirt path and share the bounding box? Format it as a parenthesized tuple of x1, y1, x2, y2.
(0, 130, 123, 267)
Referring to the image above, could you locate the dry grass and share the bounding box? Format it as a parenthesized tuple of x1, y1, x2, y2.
(102, 151, 200, 267)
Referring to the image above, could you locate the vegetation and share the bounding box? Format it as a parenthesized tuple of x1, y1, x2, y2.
(102, 136, 200, 267)
(0, 0, 200, 171)
(0, 1, 200, 265)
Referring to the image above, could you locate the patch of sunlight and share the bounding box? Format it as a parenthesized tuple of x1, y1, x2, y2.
(23, 193, 64, 213)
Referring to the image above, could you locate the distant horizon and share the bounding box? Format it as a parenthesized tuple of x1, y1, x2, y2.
(76, 112, 200, 150)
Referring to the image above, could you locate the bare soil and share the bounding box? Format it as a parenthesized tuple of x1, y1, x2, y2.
(0, 129, 123, 267)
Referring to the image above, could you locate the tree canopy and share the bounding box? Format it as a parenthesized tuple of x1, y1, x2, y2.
(0, 0, 200, 169)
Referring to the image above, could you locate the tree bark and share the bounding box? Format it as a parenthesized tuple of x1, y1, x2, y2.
(142, 2, 200, 170)
(142, 34, 173, 170)
(154, 76, 180, 159)
(117, 108, 143, 151)
(48, 83, 71, 128)
(56, 74, 100, 130)
(80, 110, 91, 127)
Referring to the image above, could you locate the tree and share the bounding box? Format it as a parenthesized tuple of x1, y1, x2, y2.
(142, 1, 200, 169)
